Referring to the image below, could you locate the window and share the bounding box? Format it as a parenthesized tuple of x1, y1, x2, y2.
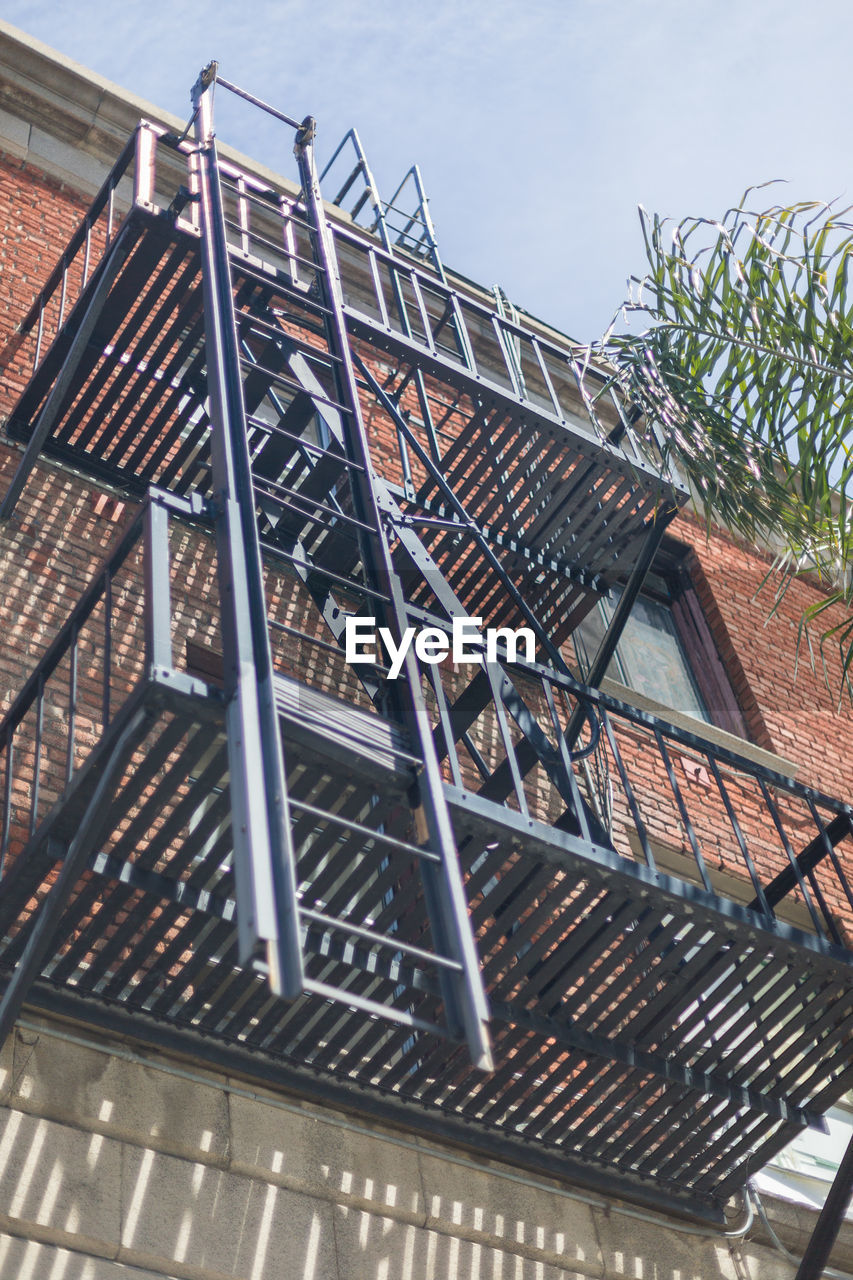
(573, 542, 748, 738)
(754, 1097, 853, 1214)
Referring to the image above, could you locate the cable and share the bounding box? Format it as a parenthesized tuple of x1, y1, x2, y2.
(749, 1182, 853, 1280)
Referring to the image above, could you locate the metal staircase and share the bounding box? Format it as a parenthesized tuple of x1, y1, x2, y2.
(0, 67, 852, 1222)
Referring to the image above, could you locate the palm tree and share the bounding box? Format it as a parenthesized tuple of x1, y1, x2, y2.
(597, 189, 853, 692)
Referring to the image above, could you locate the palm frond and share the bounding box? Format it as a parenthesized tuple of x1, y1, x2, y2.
(596, 189, 853, 695)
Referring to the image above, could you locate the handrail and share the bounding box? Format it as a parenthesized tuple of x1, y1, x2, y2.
(1, 116, 678, 498)
(331, 219, 678, 486)
(13, 129, 140, 344)
(404, 603, 853, 943)
(0, 490, 194, 876)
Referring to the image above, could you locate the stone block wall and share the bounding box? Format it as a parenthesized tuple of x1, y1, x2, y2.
(0, 1016, 829, 1280)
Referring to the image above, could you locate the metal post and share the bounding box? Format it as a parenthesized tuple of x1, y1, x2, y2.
(143, 497, 173, 673)
(191, 63, 303, 998)
(795, 1130, 853, 1279)
(0, 706, 150, 1048)
(133, 123, 157, 208)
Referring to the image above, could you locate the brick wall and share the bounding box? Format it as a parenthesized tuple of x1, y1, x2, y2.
(684, 512, 853, 798)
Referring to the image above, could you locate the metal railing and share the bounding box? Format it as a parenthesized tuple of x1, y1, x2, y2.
(0, 117, 673, 494)
(0, 490, 204, 879)
(1, 127, 145, 379)
(331, 217, 673, 482)
(422, 628, 853, 951)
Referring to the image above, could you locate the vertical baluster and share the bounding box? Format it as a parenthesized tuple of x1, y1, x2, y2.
(542, 678, 590, 843)
(806, 798, 853, 916)
(490, 314, 523, 400)
(606, 385, 634, 449)
(445, 291, 477, 373)
(654, 728, 714, 892)
(706, 755, 772, 918)
(34, 300, 45, 368)
(103, 569, 112, 729)
(483, 663, 529, 817)
(58, 256, 68, 328)
(408, 273, 437, 356)
(82, 220, 92, 287)
(107, 183, 115, 244)
(237, 177, 250, 256)
(599, 706, 655, 869)
(425, 660, 462, 790)
(279, 196, 299, 287)
(30, 673, 44, 838)
(367, 247, 390, 329)
(66, 622, 78, 786)
(795, 828, 843, 942)
(805, 863, 843, 945)
(568, 351, 602, 432)
(0, 730, 13, 877)
(530, 336, 563, 420)
(759, 779, 826, 937)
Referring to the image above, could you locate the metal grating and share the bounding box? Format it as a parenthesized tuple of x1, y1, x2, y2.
(1, 671, 851, 1211)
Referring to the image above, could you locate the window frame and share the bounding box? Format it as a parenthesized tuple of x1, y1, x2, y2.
(574, 539, 749, 740)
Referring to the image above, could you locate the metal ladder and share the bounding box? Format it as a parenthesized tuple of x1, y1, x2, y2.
(192, 66, 493, 1068)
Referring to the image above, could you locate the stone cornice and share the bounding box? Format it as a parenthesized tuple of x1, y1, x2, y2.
(0, 19, 301, 201)
(0, 20, 589, 356)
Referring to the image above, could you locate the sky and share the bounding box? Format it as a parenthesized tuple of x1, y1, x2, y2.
(5, 1, 853, 341)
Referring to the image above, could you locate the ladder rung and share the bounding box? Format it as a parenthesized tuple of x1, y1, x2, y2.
(288, 798, 438, 860)
(301, 907, 463, 972)
(253, 477, 377, 535)
(224, 217, 327, 280)
(240, 311, 344, 365)
(258, 542, 390, 603)
(238, 354, 352, 417)
(247, 416, 366, 473)
(303, 977, 446, 1037)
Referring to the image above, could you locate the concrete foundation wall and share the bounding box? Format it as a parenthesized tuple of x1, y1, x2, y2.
(0, 1014, 835, 1280)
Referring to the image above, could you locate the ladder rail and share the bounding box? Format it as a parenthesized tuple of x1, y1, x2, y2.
(191, 64, 304, 998)
(292, 113, 493, 1069)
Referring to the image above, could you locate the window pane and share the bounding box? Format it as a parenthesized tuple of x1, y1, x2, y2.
(572, 600, 623, 684)
(572, 586, 712, 723)
(614, 592, 709, 721)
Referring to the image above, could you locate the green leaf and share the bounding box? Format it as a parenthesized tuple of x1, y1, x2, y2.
(594, 191, 853, 700)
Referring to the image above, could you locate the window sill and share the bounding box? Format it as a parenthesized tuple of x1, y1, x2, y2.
(599, 676, 799, 780)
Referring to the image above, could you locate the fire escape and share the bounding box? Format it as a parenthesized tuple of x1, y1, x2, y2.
(0, 66, 852, 1225)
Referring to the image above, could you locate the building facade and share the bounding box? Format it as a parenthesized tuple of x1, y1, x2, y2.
(0, 19, 851, 1280)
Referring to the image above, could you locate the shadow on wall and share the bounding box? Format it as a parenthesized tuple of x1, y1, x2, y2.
(0, 1024, 798, 1280)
